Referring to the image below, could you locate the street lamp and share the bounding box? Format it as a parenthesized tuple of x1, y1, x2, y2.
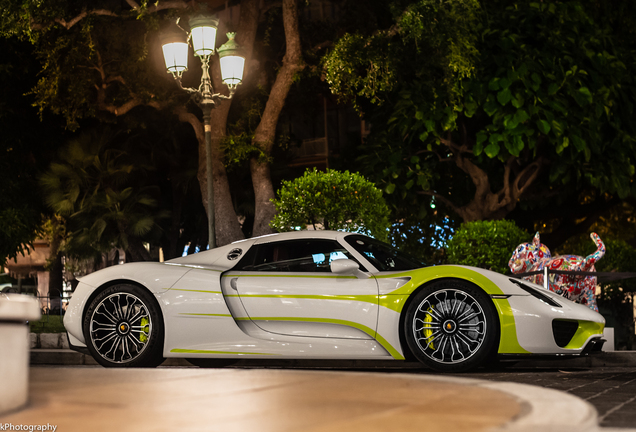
(161, 12, 245, 249)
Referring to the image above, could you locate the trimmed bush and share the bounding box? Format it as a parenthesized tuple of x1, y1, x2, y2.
(270, 168, 390, 241)
(446, 220, 528, 274)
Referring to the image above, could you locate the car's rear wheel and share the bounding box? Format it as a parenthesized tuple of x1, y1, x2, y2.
(404, 280, 498, 372)
(83, 284, 165, 368)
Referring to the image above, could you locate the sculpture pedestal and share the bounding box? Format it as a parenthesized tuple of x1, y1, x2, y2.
(0, 294, 41, 415)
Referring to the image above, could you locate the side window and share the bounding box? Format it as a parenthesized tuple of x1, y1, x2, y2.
(234, 239, 363, 272)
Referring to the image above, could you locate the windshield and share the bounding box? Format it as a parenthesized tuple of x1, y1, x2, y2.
(344, 234, 427, 271)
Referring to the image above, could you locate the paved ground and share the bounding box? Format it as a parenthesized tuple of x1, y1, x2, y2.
(1, 365, 611, 432)
(307, 364, 636, 429)
(2, 367, 525, 432)
(452, 367, 636, 429)
(20, 350, 636, 431)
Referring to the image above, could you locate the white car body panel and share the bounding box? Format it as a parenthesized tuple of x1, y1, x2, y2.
(64, 262, 192, 345)
(224, 271, 378, 339)
(64, 230, 606, 363)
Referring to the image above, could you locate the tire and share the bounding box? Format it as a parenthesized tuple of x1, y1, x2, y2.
(403, 280, 499, 372)
(83, 284, 165, 368)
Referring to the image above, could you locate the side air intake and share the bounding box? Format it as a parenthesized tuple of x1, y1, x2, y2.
(552, 320, 579, 348)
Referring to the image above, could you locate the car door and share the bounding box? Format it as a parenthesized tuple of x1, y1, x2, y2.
(223, 238, 379, 339)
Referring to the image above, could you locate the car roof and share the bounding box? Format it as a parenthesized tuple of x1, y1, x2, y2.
(243, 230, 356, 245)
(167, 230, 363, 269)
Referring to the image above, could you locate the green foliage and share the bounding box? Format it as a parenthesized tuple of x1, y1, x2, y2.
(30, 315, 66, 333)
(0, 208, 40, 264)
(222, 87, 290, 168)
(394, 1, 635, 195)
(325, 0, 636, 227)
(270, 168, 390, 241)
(0, 0, 172, 130)
(39, 128, 167, 259)
(446, 220, 528, 274)
(323, 0, 479, 108)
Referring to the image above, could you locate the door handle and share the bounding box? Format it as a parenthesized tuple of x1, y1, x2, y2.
(230, 278, 238, 291)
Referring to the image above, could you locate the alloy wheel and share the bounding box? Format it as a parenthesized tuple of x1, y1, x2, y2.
(411, 288, 487, 364)
(89, 292, 152, 364)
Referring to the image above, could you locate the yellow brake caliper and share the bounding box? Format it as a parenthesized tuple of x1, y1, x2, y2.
(139, 317, 150, 343)
(424, 306, 435, 349)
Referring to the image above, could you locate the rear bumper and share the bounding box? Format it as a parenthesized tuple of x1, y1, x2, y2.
(66, 332, 89, 355)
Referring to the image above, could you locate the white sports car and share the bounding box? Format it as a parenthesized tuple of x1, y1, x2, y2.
(64, 230, 605, 372)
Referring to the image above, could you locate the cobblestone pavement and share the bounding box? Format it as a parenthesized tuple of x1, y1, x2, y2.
(445, 367, 636, 429)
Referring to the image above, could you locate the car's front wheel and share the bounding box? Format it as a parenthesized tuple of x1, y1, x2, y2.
(403, 280, 498, 372)
(83, 284, 165, 367)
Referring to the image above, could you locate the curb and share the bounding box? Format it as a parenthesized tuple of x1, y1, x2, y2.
(421, 374, 599, 432)
(29, 346, 636, 368)
(30, 333, 69, 350)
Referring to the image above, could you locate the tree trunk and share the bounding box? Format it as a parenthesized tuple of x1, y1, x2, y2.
(126, 237, 152, 262)
(174, 0, 260, 246)
(47, 233, 63, 299)
(250, 158, 278, 235)
(422, 135, 546, 223)
(250, 0, 304, 236)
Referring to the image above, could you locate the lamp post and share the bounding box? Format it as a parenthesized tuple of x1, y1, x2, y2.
(161, 12, 245, 249)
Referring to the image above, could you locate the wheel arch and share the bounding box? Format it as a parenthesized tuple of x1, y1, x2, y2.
(81, 279, 166, 341)
(397, 277, 501, 362)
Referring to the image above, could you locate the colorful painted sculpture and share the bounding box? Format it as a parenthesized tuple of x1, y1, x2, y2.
(509, 232, 605, 311)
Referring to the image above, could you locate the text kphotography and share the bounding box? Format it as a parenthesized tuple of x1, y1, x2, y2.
(0, 425, 57, 432)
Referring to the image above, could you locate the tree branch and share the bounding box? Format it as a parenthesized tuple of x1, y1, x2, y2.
(56, 9, 118, 30)
(173, 106, 204, 145)
(512, 157, 546, 196)
(252, 0, 304, 149)
(495, 156, 515, 205)
(31, 1, 189, 31)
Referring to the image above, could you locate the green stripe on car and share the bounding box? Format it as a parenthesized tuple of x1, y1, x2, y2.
(171, 348, 279, 355)
(237, 316, 404, 360)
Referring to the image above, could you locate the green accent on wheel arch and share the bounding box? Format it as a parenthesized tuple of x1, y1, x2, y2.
(491, 299, 529, 354)
(171, 348, 279, 355)
(236, 316, 405, 360)
(564, 320, 605, 350)
(377, 266, 529, 354)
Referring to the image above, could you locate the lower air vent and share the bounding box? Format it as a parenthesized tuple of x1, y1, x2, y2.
(552, 320, 579, 348)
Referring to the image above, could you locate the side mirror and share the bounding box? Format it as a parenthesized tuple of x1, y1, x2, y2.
(330, 259, 369, 278)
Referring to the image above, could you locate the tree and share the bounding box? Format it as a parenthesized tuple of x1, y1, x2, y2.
(0, 0, 304, 246)
(324, 0, 636, 248)
(40, 128, 168, 262)
(270, 168, 390, 241)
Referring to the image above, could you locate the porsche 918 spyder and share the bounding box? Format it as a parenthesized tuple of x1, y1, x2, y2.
(63, 230, 605, 372)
